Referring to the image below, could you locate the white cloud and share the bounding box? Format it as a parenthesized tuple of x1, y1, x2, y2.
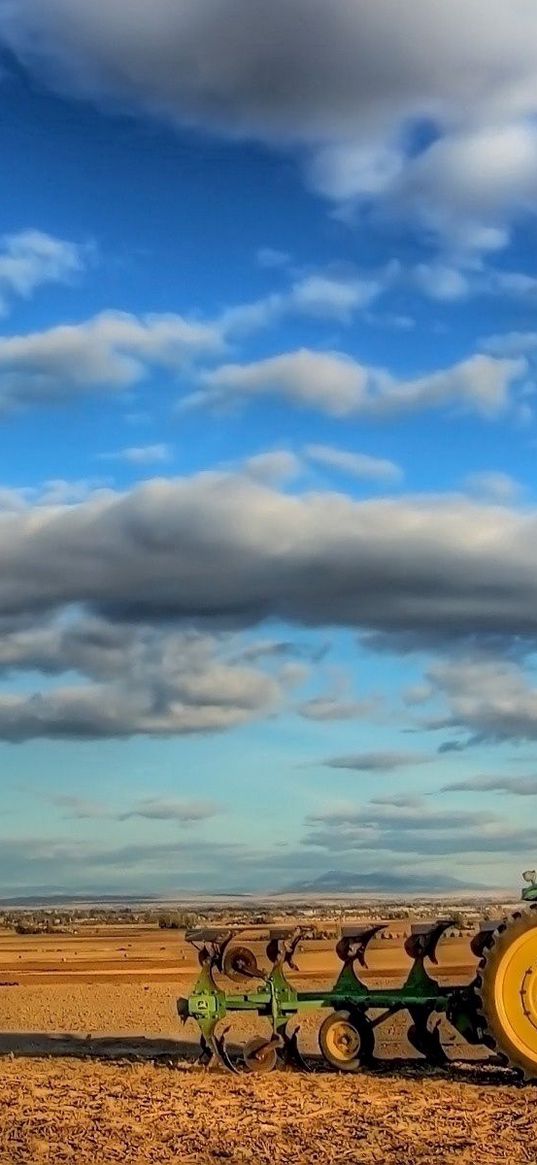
(413, 263, 470, 302)
(287, 273, 379, 320)
(0, 478, 111, 510)
(412, 260, 537, 304)
(0, 310, 224, 412)
(5, 2, 537, 247)
(242, 450, 302, 484)
(221, 271, 381, 334)
(306, 444, 402, 483)
(256, 247, 290, 269)
(196, 348, 525, 419)
(100, 444, 171, 466)
(0, 229, 85, 313)
(464, 471, 523, 503)
(482, 331, 537, 357)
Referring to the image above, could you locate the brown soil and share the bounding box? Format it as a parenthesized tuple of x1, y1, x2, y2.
(0, 1058, 534, 1165)
(0, 925, 532, 1163)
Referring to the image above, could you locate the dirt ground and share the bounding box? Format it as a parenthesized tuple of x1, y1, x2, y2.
(0, 924, 534, 1164)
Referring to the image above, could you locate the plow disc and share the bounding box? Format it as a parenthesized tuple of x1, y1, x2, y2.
(222, 944, 263, 983)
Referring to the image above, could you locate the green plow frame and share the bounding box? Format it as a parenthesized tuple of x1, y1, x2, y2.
(180, 917, 485, 1072)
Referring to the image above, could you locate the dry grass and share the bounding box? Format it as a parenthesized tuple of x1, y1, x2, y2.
(0, 1057, 535, 1165)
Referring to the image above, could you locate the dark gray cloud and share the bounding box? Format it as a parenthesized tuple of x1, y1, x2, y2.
(118, 798, 223, 823)
(297, 695, 380, 721)
(320, 750, 433, 772)
(2, 475, 537, 647)
(440, 774, 537, 796)
(233, 638, 329, 665)
(370, 793, 424, 808)
(2, 0, 526, 142)
(4, 1, 537, 247)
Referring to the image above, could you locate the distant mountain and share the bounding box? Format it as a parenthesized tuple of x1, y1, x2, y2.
(281, 869, 483, 895)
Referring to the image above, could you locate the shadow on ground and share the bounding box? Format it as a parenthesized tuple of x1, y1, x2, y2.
(0, 1032, 196, 1061)
(0, 1031, 519, 1087)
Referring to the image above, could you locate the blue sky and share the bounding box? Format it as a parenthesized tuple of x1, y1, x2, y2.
(1, 1, 537, 895)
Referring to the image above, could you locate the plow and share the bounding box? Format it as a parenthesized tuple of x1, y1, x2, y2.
(178, 871, 537, 1078)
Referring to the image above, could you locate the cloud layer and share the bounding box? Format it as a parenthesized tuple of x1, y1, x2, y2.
(5, 474, 537, 742)
(304, 799, 535, 857)
(1, 474, 537, 649)
(4, 1, 537, 245)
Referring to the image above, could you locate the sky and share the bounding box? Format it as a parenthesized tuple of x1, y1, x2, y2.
(1, 1, 537, 896)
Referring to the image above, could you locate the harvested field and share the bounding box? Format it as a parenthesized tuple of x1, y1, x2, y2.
(0, 924, 533, 1163)
(0, 1057, 534, 1165)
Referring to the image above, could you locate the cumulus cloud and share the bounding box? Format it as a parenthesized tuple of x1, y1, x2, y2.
(306, 444, 402, 483)
(195, 349, 524, 419)
(3, 475, 537, 655)
(0, 310, 223, 413)
(426, 656, 537, 745)
(4, 2, 537, 247)
(0, 618, 283, 741)
(0, 229, 85, 313)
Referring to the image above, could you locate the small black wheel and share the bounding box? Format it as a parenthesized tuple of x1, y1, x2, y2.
(318, 1009, 373, 1071)
(243, 1036, 278, 1073)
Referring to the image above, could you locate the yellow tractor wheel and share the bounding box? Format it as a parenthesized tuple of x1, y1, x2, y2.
(478, 909, 537, 1079)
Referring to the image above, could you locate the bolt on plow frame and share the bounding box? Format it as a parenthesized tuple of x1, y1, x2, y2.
(177, 871, 537, 1077)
